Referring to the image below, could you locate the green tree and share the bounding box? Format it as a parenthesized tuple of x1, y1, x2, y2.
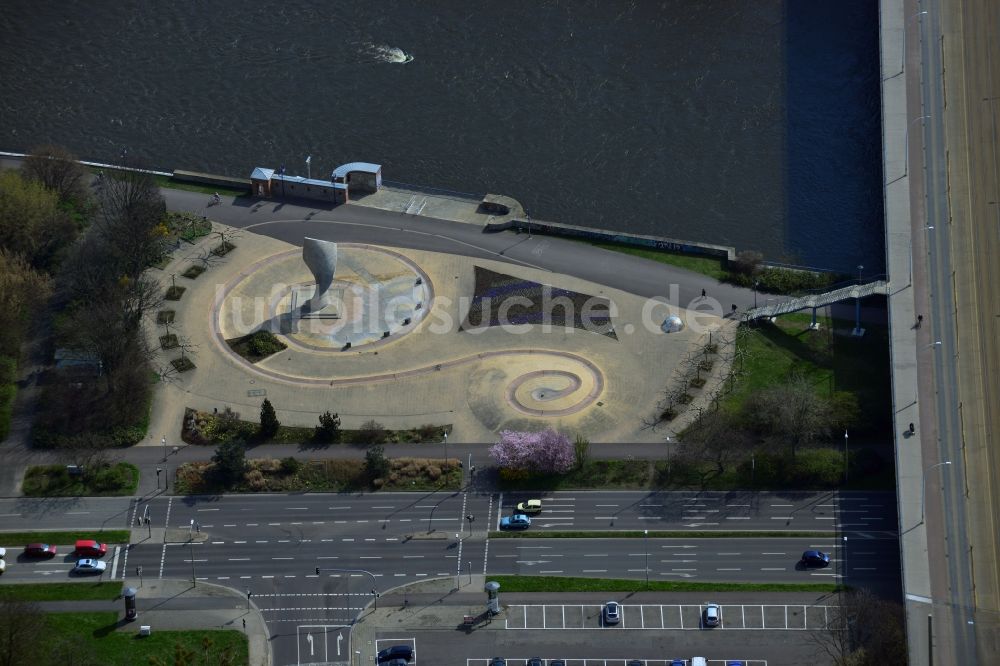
(314, 410, 341, 444)
(358, 419, 386, 445)
(743, 375, 832, 457)
(259, 399, 279, 439)
(364, 444, 390, 482)
(211, 439, 246, 486)
(0, 169, 76, 270)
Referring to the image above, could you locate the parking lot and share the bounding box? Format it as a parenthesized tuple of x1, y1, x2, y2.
(504, 604, 835, 631)
(465, 657, 767, 666)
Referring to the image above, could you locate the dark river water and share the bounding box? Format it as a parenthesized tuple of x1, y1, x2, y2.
(0, 0, 884, 272)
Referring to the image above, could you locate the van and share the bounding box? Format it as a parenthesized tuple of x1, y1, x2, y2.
(691, 658, 707, 666)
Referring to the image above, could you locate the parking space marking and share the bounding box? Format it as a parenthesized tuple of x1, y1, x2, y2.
(504, 604, 837, 630)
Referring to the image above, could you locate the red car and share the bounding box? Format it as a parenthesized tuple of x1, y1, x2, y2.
(24, 543, 57, 558)
(75, 540, 107, 558)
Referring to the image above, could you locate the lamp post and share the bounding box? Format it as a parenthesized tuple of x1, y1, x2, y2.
(156, 467, 162, 490)
(852, 265, 865, 337)
(902, 115, 931, 179)
(162, 436, 167, 462)
(843, 430, 849, 483)
(753, 280, 759, 309)
(279, 164, 286, 199)
(443, 431, 449, 464)
(896, 11, 928, 77)
(643, 529, 649, 587)
(920, 461, 952, 524)
(306, 155, 312, 180)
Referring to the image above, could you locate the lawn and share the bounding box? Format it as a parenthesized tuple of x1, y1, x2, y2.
(153, 175, 250, 197)
(22, 462, 140, 497)
(724, 313, 892, 433)
(0, 530, 131, 546)
(0, 355, 16, 441)
(581, 241, 729, 280)
(0, 582, 122, 602)
(43, 612, 247, 666)
(490, 575, 840, 594)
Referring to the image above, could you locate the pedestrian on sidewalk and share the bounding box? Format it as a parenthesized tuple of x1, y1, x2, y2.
(701, 288, 706, 298)
(916, 314, 923, 328)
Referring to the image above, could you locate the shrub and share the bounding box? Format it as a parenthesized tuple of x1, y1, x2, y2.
(489, 429, 575, 475)
(259, 399, 279, 439)
(248, 330, 284, 357)
(417, 423, 440, 442)
(358, 419, 386, 445)
(211, 439, 247, 486)
(280, 457, 301, 475)
(364, 445, 390, 481)
(730, 250, 763, 277)
(314, 410, 341, 444)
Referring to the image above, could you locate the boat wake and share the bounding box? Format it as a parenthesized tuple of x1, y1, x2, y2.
(364, 43, 413, 64)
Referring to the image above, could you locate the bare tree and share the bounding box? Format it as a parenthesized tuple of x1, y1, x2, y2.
(810, 588, 908, 666)
(675, 411, 753, 484)
(743, 374, 832, 457)
(21, 144, 88, 205)
(0, 599, 46, 666)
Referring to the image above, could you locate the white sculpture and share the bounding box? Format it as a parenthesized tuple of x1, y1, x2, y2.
(302, 237, 338, 313)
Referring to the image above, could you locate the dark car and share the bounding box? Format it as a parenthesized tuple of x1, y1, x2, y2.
(549, 661, 566, 666)
(800, 550, 830, 567)
(489, 659, 506, 666)
(384, 661, 408, 666)
(376, 645, 413, 663)
(527, 659, 543, 666)
(24, 543, 57, 558)
(627, 661, 644, 666)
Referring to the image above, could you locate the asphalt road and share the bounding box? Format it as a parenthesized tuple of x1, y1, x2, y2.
(0, 490, 900, 664)
(496, 490, 897, 533)
(159, 187, 758, 312)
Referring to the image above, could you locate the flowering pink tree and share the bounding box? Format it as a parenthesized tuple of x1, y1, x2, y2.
(489, 429, 575, 474)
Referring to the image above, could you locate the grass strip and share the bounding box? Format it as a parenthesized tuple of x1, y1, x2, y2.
(488, 530, 833, 539)
(491, 575, 841, 594)
(0, 530, 131, 546)
(0, 582, 123, 602)
(576, 240, 730, 280)
(22, 462, 140, 497)
(42, 612, 248, 666)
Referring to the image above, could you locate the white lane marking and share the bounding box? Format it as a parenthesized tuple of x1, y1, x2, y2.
(66, 511, 90, 515)
(158, 544, 167, 578)
(197, 508, 219, 512)
(229, 558, 251, 561)
(224, 524, 237, 527)
(372, 506, 395, 509)
(286, 507, 308, 510)
(0, 513, 21, 516)
(272, 557, 294, 560)
(725, 517, 751, 520)
(110, 545, 121, 579)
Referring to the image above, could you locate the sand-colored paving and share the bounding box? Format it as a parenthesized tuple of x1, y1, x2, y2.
(149, 225, 722, 443)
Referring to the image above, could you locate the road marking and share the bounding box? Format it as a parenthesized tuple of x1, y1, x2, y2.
(286, 507, 308, 510)
(372, 506, 395, 509)
(229, 558, 250, 561)
(761, 568, 787, 571)
(224, 524, 237, 527)
(725, 516, 750, 519)
(158, 544, 167, 578)
(110, 545, 120, 579)
(582, 569, 607, 573)
(770, 504, 794, 507)
(212, 541, 225, 544)
(234, 540, 246, 544)
(0, 513, 20, 516)
(247, 523, 258, 526)
(272, 557, 294, 560)
(66, 511, 90, 515)
(770, 516, 793, 520)
(762, 552, 786, 555)
(197, 508, 219, 512)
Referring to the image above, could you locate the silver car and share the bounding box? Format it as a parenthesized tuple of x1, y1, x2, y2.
(603, 601, 621, 625)
(73, 558, 107, 574)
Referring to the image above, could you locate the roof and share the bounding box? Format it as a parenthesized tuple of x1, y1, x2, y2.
(250, 167, 274, 180)
(331, 162, 381, 178)
(273, 173, 347, 189)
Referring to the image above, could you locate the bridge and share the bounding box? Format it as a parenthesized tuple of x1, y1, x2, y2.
(742, 279, 888, 322)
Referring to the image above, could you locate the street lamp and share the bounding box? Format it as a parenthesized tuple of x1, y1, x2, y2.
(852, 265, 865, 337)
(902, 115, 931, 179)
(443, 431, 449, 464)
(843, 430, 849, 483)
(279, 164, 286, 199)
(161, 436, 167, 462)
(306, 155, 312, 180)
(643, 529, 649, 587)
(896, 11, 928, 77)
(920, 461, 952, 524)
(753, 280, 759, 309)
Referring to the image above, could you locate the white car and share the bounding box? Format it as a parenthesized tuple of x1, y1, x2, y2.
(0, 547, 6, 559)
(73, 558, 107, 574)
(0, 559, 5, 574)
